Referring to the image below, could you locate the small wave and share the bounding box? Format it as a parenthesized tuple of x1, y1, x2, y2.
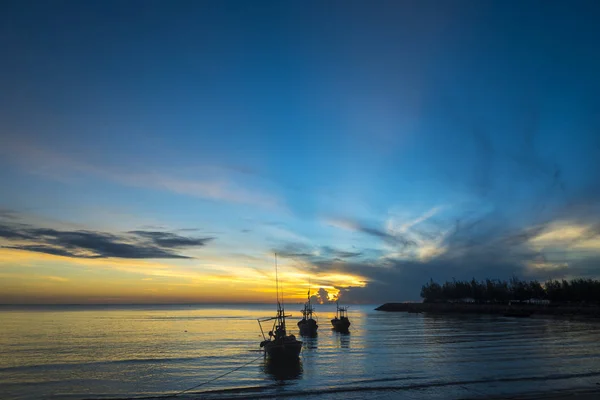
(0, 356, 212, 373)
(167, 370, 600, 400)
(80, 384, 281, 400)
(348, 375, 427, 385)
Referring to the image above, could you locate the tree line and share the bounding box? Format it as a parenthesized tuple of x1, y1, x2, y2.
(420, 277, 600, 304)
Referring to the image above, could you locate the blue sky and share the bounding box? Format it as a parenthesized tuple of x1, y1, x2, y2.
(1, 1, 600, 303)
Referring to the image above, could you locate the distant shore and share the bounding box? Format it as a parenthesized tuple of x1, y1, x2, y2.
(375, 302, 600, 318)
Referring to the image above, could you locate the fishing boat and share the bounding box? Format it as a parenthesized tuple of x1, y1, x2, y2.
(297, 288, 318, 336)
(331, 301, 351, 332)
(258, 255, 302, 361)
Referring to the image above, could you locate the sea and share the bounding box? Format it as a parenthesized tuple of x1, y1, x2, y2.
(1, 304, 600, 400)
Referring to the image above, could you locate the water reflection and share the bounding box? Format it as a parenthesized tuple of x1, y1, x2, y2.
(6, 305, 600, 400)
(302, 335, 318, 350)
(262, 359, 303, 381)
(334, 331, 350, 349)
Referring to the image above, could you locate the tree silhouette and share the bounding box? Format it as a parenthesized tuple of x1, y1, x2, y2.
(420, 277, 600, 304)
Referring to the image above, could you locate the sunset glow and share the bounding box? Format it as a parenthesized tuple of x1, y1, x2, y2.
(1, 1, 600, 304)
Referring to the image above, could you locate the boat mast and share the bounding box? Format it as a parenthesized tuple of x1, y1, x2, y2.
(275, 253, 286, 334)
(275, 252, 280, 307)
(307, 280, 312, 319)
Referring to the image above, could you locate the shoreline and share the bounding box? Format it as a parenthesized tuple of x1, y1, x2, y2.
(104, 385, 600, 400)
(462, 387, 600, 400)
(375, 302, 600, 318)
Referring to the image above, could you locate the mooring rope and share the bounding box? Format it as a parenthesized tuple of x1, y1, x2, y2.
(164, 353, 264, 398)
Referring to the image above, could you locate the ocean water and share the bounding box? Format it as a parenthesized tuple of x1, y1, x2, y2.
(1, 304, 600, 400)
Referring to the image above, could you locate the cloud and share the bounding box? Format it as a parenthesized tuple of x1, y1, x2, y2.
(128, 231, 213, 248)
(309, 287, 335, 304)
(135, 175, 281, 209)
(276, 243, 316, 259)
(336, 221, 600, 303)
(3, 244, 99, 258)
(321, 246, 362, 259)
(275, 243, 365, 263)
(278, 145, 600, 303)
(45, 276, 69, 282)
(0, 138, 283, 210)
(0, 224, 33, 240)
(0, 215, 213, 259)
(297, 204, 600, 303)
(388, 206, 443, 235)
(325, 217, 417, 248)
(0, 209, 18, 220)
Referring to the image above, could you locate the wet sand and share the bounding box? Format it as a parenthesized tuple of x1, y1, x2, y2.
(463, 387, 600, 400)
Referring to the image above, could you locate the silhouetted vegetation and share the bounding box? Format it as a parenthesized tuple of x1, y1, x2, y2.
(421, 277, 600, 304)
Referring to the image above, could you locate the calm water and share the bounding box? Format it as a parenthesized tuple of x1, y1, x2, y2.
(2, 304, 600, 400)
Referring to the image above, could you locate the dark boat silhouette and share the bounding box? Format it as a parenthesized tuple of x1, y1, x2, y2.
(258, 255, 302, 361)
(297, 288, 318, 337)
(331, 301, 351, 332)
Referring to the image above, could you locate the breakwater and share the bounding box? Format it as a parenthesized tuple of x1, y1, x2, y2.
(375, 302, 600, 317)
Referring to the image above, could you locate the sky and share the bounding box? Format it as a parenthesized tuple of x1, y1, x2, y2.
(1, 0, 600, 304)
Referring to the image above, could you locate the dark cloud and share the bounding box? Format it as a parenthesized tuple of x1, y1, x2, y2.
(4, 245, 99, 258)
(0, 224, 34, 240)
(128, 231, 213, 248)
(0, 217, 212, 259)
(276, 243, 315, 259)
(333, 219, 417, 248)
(275, 243, 366, 264)
(0, 209, 19, 220)
(321, 246, 362, 259)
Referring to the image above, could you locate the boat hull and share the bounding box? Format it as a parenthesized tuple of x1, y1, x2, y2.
(262, 339, 302, 360)
(297, 318, 318, 337)
(331, 317, 351, 332)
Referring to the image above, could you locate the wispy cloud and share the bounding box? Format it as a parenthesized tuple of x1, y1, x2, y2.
(0, 137, 283, 210)
(45, 275, 69, 282)
(275, 242, 367, 262)
(387, 206, 443, 235)
(0, 272, 69, 282)
(114, 172, 281, 209)
(325, 217, 416, 248)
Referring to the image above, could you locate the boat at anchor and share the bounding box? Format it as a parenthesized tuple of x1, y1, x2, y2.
(331, 301, 351, 332)
(297, 288, 318, 337)
(258, 255, 302, 361)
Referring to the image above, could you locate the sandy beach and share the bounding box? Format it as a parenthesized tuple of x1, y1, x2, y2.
(463, 387, 600, 400)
